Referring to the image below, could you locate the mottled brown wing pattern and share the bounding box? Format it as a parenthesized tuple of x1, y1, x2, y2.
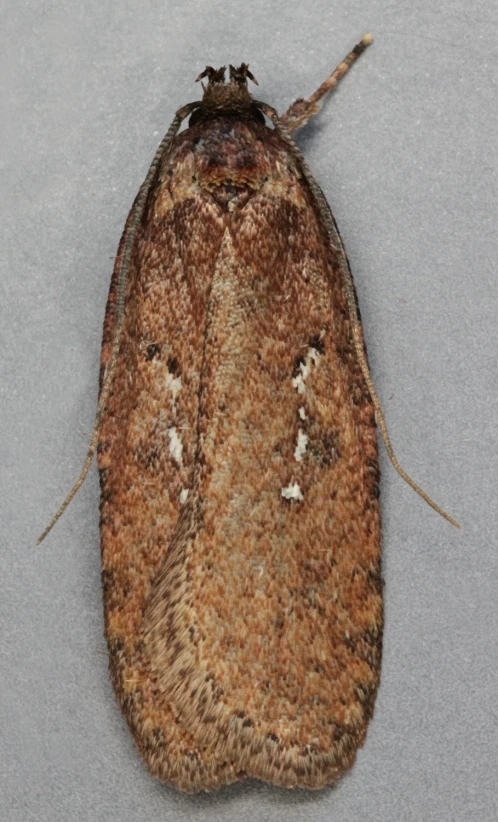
(99, 148, 239, 789)
(98, 116, 382, 791)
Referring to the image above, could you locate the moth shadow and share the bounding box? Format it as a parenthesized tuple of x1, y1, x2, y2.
(155, 774, 341, 807)
(293, 118, 329, 156)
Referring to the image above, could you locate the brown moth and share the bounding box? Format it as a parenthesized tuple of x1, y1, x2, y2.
(39, 35, 458, 792)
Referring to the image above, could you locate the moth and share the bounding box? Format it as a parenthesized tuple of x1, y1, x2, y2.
(40, 35, 458, 792)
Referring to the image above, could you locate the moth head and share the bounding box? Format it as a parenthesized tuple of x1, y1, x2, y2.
(196, 65, 227, 85)
(228, 63, 258, 86)
(193, 62, 259, 118)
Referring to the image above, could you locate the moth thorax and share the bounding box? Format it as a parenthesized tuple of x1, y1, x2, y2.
(201, 82, 253, 113)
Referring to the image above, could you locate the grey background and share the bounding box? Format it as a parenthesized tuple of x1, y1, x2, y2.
(2, 1, 497, 820)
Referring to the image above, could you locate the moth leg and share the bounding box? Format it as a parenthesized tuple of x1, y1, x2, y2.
(281, 34, 372, 134)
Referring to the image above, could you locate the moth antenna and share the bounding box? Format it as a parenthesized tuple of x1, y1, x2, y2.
(259, 102, 460, 529)
(37, 102, 200, 545)
(281, 34, 373, 133)
(308, 33, 373, 106)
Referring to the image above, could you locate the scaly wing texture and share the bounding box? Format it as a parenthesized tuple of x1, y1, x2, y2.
(99, 115, 382, 792)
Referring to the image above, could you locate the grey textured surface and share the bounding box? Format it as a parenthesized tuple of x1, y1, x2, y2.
(2, 1, 497, 820)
